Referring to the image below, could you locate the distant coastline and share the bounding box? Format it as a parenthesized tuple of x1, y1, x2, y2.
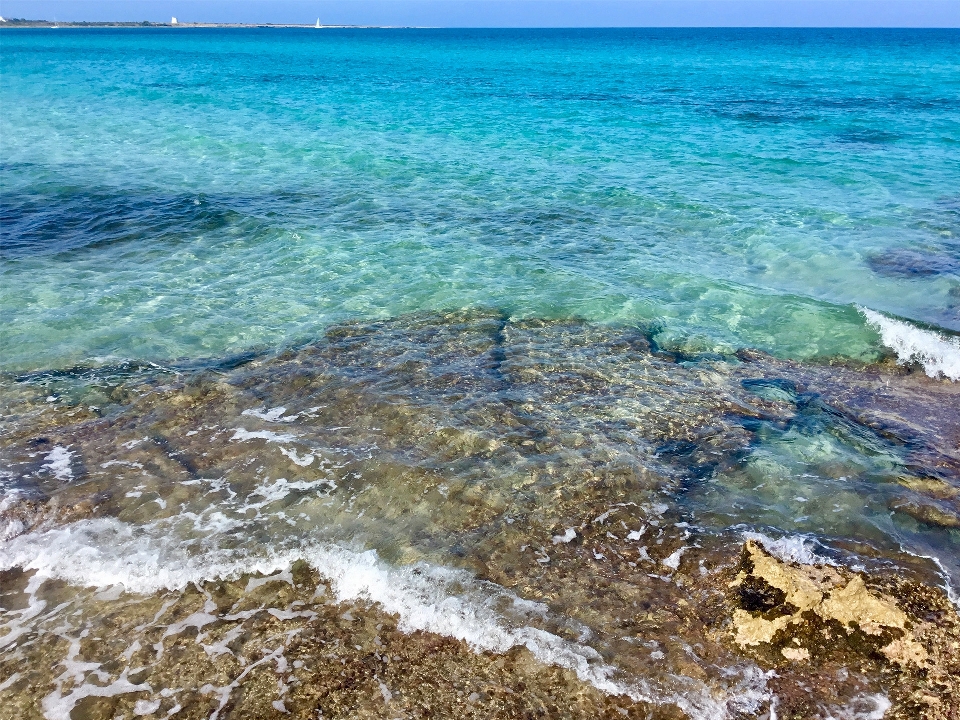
(0, 18, 405, 29)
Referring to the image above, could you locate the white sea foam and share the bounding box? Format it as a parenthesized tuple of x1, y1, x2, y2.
(0, 488, 21, 514)
(742, 531, 836, 566)
(2, 518, 26, 541)
(824, 693, 891, 720)
(661, 546, 687, 571)
(1, 517, 771, 719)
(230, 428, 297, 443)
(279, 447, 315, 467)
(243, 477, 335, 511)
(43, 669, 150, 720)
(241, 406, 293, 422)
(242, 406, 321, 423)
(552, 527, 577, 544)
(242, 406, 288, 421)
(896, 545, 960, 609)
(133, 699, 161, 715)
(0, 672, 21, 693)
(860, 307, 960, 381)
(42, 446, 74, 482)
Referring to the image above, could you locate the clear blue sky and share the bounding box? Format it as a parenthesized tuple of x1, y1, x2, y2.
(1, 0, 958, 27)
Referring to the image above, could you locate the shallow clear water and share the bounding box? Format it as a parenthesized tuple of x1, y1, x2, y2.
(2, 29, 960, 720)
(2, 28, 959, 372)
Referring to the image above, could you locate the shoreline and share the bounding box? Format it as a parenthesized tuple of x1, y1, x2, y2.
(2, 310, 958, 718)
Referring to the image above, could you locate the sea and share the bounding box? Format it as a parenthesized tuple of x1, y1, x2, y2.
(1, 28, 959, 720)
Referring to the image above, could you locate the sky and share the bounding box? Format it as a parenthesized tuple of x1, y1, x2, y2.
(0, 0, 958, 27)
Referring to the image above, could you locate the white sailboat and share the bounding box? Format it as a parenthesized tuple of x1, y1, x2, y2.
(315, 18, 322, 28)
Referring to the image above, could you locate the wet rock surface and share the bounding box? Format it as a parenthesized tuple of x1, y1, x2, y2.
(726, 541, 960, 720)
(1, 311, 958, 718)
(0, 565, 660, 720)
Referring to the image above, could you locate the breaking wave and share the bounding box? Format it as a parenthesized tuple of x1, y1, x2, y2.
(1, 517, 772, 720)
(860, 306, 960, 381)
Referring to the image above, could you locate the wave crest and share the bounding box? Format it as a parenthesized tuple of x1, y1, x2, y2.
(860, 307, 960, 381)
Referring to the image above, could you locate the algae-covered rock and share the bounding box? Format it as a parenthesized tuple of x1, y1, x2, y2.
(730, 540, 917, 660)
(726, 539, 960, 720)
(818, 575, 907, 636)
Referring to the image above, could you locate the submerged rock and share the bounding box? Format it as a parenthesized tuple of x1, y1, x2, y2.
(867, 249, 959, 278)
(1, 311, 958, 719)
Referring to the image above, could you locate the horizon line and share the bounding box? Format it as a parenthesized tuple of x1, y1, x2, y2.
(3, 21, 959, 29)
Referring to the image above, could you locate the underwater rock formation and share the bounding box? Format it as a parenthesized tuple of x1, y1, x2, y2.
(1, 312, 958, 718)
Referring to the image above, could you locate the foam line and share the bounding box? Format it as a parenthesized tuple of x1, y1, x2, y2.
(742, 531, 837, 567)
(1, 518, 771, 719)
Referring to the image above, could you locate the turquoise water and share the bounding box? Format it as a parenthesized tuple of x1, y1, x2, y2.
(3, 30, 960, 718)
(2, 28, 959, 372)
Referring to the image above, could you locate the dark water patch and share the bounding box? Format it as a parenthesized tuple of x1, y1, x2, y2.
(867, 248, 959, 278)
(0, 184, 423, 260)
(923, 195, 960, 240)
(740, 378, 799, 404)
(143, 80, 211, 90)
(730, 111, 788, 124)
(172, 347, 268, 374)
(519, 90, 636, 103)
(0, 189, 246, 259)
(936, 194, 960, 213)
(11, 359, 174, 385)
(703, 98, 804, 126)
(834, 128, 901, 146)
(949, 285, 960, 310)
(0, 183, 613, 263)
